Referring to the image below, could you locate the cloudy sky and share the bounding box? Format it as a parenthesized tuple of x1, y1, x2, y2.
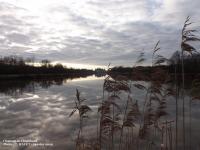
(0, 0, 200, 68)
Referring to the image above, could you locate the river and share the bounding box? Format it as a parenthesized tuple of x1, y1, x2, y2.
(0, 75, 200, 150)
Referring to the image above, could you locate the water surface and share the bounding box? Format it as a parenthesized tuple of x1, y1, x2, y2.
(0, 75, 200, 150)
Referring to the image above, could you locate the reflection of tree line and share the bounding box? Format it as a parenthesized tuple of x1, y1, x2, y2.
(0, 56, 106, 97)
(70, 17, 200, 150)
(0, 57, 106, 97)
(0, 76, 85, 97)
(109, 69, 199, 90)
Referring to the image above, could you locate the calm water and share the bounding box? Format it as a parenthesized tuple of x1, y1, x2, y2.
(0, 76, 105, 150)
(0, 75, 200, 150)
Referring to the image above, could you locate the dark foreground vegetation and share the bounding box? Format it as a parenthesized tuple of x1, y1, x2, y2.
(69, 16, 200, 150)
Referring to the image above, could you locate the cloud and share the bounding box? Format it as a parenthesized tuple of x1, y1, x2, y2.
(0, 0, 199, 67)
(153, 0, 200, 26)
(6, 33, 31, 44)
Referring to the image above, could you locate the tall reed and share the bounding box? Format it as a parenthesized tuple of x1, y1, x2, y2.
(181, 16, 200, 149)
(69, 16, 200, 150)
(69, 89, 92, 150)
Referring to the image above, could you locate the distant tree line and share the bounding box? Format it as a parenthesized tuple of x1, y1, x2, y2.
(0, 55, 94, 78)
(108, 51, 200, 79)
(168, 51, 200, 74)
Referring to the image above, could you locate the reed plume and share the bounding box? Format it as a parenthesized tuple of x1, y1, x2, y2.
(69, 89, 92, 150)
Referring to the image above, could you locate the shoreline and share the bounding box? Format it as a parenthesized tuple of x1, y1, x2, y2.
(0, 73, 95, 80)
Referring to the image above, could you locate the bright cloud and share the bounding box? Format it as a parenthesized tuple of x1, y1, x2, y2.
(0, 0, 199, 67)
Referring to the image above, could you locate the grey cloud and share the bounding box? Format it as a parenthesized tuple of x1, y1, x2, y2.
(0, 15, 24, 26)
(78, 21, 178, 65)
(0, 3, 43, 56)
(41, 20, 182, 66)
(0, 24, 18, 33)
(49, 5, 105, 31)
(154, 0, 200, 27)
(0, 2, 26, 12)
(6, 33, 31, 44)
(0, 0, 199, 67)
(88, 0, 155, 21)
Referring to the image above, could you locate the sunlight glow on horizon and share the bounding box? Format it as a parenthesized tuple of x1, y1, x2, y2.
(27, 62, 107, 70)
(52, 62, 107, 70)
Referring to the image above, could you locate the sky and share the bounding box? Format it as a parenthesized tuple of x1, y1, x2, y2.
(0, 0, 200, 68)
